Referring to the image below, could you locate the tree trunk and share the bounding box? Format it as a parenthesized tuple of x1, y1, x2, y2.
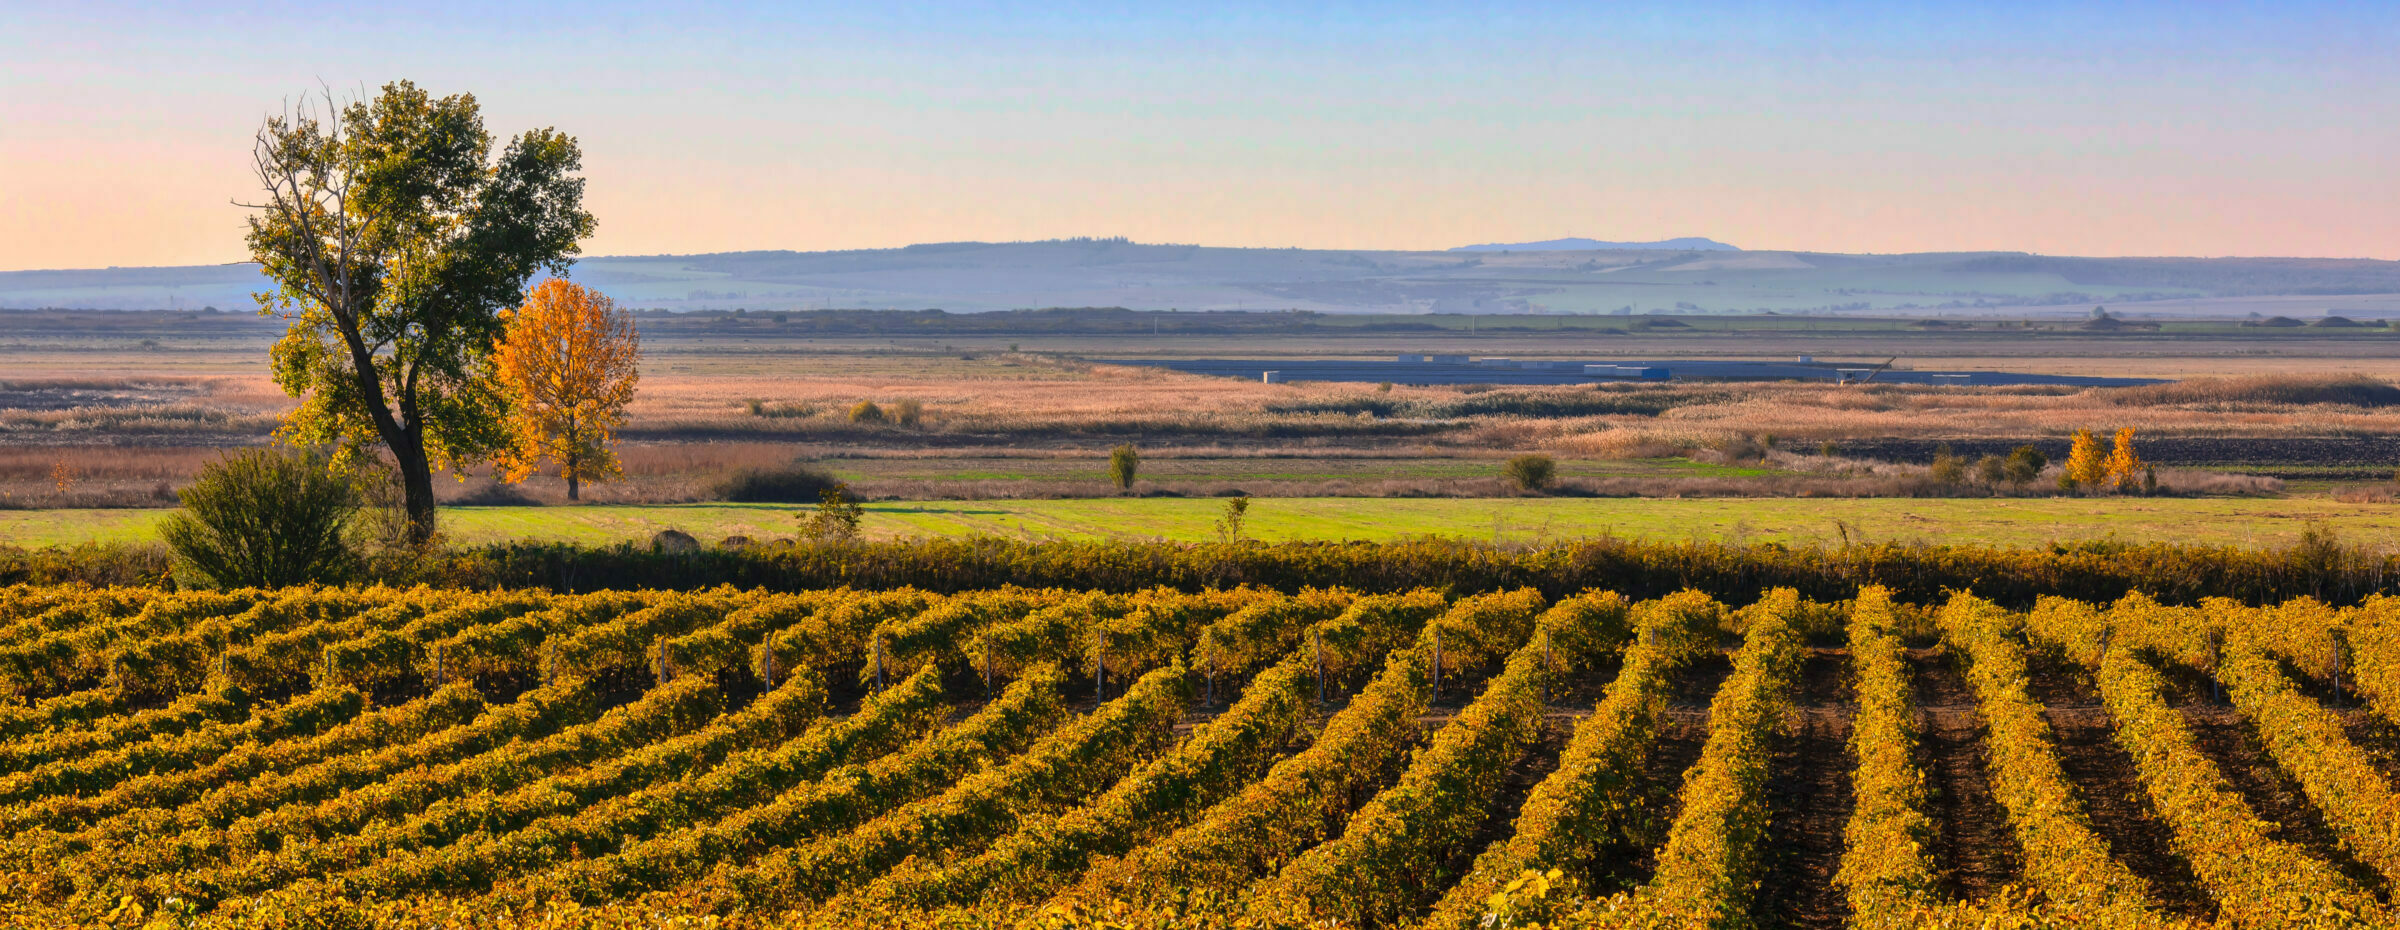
(567, 473, 580, 501)
(396, 444, 438, 546)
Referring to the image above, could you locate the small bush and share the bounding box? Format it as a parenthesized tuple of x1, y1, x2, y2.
(747, 400, 814, 419)
(801, 484, 864, 542)
(2005, 445, 2048, 485)
(1928, 445, 1965, 484)
(1975, 454, 2008, 485)
(1109, 444, 1140, 492)
(159, 446, 364, 588)
(713, 466, 843, 503)
(849, 401, 886, 424)
(891, 399, 923, 427)
(651, 529, 700, 553)
(1503, 454, 1557, 492)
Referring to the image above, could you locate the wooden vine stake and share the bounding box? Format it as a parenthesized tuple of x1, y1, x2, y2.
(1541, 627, 1553, 702)
(1431, 626, 1444, 704)
(874, 635, 887, 693)
(2332, 632, 2346, 708)
(1204, 645, 1216, 708)
(1313, 628, 1326, 707)
(1094, 635, 1108, 701)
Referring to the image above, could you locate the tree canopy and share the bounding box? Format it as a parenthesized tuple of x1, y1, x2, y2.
(246, 81, 595, 542)
(492, 279, 641, 500)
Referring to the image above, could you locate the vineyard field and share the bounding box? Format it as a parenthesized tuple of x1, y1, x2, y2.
(2, 582, 2399, 929)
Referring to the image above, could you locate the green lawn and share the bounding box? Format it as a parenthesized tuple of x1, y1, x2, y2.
(5, 496, 2396, 550)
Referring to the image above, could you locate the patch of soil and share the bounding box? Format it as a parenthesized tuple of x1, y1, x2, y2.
(2030, 654, 2216, 919)
(1757, 647, 1856, 930)
(1909, 646, 2023, 901)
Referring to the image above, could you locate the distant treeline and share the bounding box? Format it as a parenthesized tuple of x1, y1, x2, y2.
(8, 533, 2392, 608)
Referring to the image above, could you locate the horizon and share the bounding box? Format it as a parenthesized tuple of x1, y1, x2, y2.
(6, 2, 2397, 271)
(10, 236, 2400, 278)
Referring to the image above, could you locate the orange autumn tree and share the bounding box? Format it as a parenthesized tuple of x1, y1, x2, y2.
(2059, 428, 2108, 492)
(2103, 426, 2146, 493)
(492, 279, 640, 500)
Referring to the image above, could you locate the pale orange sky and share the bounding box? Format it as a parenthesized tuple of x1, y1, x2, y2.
(4, 2, 2396, 270)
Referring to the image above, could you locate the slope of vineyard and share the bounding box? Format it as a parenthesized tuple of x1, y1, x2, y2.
(0, 582, 2396, 929)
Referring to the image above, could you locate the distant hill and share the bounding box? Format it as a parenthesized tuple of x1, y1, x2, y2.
(1449, 237, 1740, 252)
(5, 239, 2399, 317)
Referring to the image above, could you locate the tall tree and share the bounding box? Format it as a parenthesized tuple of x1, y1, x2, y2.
(492, 279, 641, 500)
(244, 81, 595, 543)
(2060, 428, 2108, 492)
(2103, 427, 2146, 494)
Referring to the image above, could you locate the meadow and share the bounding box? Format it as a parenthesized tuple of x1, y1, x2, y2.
(7, 496, 2397, 550)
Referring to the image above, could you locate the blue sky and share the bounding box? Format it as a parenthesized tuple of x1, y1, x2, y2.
(3, 1, 2395, 268)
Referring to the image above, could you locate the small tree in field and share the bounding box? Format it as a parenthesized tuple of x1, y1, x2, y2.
(160, 447, 364, 587)
(2103, 427, 2146, 494)
(1109, 444, 1140, 492)
(1215, 496, 1252, 543)
(800, 483, 864, 542)
(1504, 454, 1557, 493)
(2060, 429, 2107, 491)
(492, 280, 640, 501)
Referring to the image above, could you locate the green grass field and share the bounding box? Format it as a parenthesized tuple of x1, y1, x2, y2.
(4, 496, 2393, 550)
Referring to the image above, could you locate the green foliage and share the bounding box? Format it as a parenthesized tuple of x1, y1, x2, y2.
(2004, 445, 2048, 485)
(800, 484, 864, 542)
(710, 465, 841, 503)
(159, 448, 366, 588)
(1504, 454, 1558, 492)
(1974, 454, 2007, 485)
(1213, 496, 1250, 543)
(1108, 444, 1140, 492)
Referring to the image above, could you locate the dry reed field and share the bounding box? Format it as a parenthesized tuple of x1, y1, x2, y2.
(8, 312, 2400, 509)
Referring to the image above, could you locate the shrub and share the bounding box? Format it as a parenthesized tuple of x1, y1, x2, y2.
(651, 529, 701, 553)
(158, 446, 365, 588)
(713, 466, 843, 504)
(892, 399, 923, 427)
(849, 401, 886, 424)
(801, 484, 865, 542)
(1109, 444, 1140, 492)
(1928, 445, 1965, 484)
(1975, 454, 2008, 485)
(1503, 454, 1557, 492)
(2005, 445, 2047, 486)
